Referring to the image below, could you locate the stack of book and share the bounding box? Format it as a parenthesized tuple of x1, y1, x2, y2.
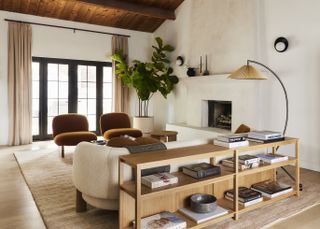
(251, 180, 293, 198)
(214, 134, 248, 148)
(256, 153, 288, 164)
(224, 187, 263, 207)
(141, 173, 178, 189)
(248, 130, 284, 143)
(133, 211, 187, 229)
(221, 154, 260, 171)
(179, 205, 228, 224)
(182, 163, 221, 179)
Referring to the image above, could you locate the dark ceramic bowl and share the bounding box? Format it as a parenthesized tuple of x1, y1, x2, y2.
(190, 193, 217, 213)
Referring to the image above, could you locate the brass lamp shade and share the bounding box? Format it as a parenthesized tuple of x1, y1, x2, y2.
(228, 65, 267, 80)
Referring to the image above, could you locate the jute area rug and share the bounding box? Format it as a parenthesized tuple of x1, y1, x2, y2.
(14, 148, 320, 229)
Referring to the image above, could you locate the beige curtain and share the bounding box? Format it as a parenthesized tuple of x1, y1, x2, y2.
(8, 22, 32, 146)
(112, 35, 129, 113)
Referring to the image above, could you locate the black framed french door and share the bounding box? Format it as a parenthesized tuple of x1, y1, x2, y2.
(32, 57, 112, 141)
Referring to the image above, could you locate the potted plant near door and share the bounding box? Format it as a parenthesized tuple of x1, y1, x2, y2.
(112, 37, 178, 134)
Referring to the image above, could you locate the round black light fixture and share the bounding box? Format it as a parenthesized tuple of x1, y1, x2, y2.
(176, 56, 184, 66)
(274, 37, 289, 52)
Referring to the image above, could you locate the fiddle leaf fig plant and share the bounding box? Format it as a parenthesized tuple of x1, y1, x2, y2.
(112, 37, 179, 117)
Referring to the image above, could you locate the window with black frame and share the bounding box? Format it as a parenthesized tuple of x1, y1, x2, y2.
(31, 57, 112, 140)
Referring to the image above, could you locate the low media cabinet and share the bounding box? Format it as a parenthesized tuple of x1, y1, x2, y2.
(119, 137, 300, 229)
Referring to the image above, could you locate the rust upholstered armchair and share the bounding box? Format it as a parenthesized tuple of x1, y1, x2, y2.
(52, 114, 97, 157)
(100, 113, 142, 140)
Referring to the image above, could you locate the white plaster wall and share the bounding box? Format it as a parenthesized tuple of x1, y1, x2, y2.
(257, 0, 320, 171)
(0, 11, 152, 145)
(153, 0, 320, 171)
(153, 0, 260, 131)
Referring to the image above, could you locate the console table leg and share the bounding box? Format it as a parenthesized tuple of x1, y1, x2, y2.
(233, 150, 239, 220)
(272, 147, 277, 181)
(135, 165, 142, 229)
(295, 140, 300, 196)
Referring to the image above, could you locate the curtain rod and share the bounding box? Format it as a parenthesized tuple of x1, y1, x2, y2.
(4, 19, 131, 38)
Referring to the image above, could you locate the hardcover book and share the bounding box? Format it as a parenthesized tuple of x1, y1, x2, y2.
(216, 134, 247, 143)
(251, 181, 293, 198)
(141, 173, 178, 189)
(248, 131, 283, 140)
(134, 211, 187, 229)
(214, 140, 249, 148)
(221, 158, 260, 171)
(224, 187, 262, 202)
(179, 206, 228, 224)
(224, 195, 263, 207)
(256, 153, 288, 164)
(248, 137, 285, 144)
(238, 155, 260, 165)
(182, 163, 221, 179)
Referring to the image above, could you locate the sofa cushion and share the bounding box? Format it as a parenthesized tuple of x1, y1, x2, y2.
(54, 131, 97, 146)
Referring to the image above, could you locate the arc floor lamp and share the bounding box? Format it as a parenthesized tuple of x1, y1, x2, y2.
(228, 60, 302, 190)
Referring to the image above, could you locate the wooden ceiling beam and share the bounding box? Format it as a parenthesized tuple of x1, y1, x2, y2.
(77, 0, 176, 20)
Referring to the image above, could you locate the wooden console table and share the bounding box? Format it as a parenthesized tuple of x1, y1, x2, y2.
(119, 137, 300, 229)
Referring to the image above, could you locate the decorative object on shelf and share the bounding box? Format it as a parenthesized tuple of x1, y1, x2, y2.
(176, 56, 184, 66)
(190, 193, 217, 213)
(274, 37, 289, 52)
(203, 55, 210, 75)
(228, 60, 303, 191)
(112, 37, 179, 133)
(187, 67, 196, 77)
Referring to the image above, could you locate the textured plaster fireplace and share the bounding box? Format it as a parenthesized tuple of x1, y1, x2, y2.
(201, 99, 232, 130)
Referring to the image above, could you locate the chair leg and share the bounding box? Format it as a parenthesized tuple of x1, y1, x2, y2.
(76, 189, 87, 212)
(61, 146, 65, 158)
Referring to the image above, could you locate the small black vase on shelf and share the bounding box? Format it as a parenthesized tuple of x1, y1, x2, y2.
(187, 67, 196, 77)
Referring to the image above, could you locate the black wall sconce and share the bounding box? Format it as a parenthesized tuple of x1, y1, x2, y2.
(176, 56, 184, 66)
(274, 37, 289, 53)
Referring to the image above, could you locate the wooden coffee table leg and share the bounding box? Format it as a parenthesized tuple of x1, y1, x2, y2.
(76, 189, 87, 212)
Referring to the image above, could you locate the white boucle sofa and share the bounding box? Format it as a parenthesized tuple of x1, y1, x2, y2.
(72, 138, 212, 211)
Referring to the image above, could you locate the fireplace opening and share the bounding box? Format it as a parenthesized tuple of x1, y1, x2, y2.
(208, 100, 232, 130)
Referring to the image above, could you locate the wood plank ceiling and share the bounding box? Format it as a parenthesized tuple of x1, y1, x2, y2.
(0, 0, 184, 32)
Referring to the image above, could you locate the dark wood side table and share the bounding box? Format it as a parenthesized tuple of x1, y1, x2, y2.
(150, 130, 178, 142)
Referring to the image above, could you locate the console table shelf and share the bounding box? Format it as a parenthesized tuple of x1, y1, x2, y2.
(119, 137, 300, 229)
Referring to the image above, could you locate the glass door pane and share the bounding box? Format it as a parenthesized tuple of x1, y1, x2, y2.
(47, 63, 69, 135)
(32, 62, 40, 136)
(103, 66, 113, 114)
(77, 65, 97, 131)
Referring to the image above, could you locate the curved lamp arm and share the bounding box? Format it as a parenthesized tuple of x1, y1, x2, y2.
(247, 60, 289, 135)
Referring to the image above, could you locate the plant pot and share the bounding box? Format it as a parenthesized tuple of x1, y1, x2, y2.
(133, 116, 154, 134)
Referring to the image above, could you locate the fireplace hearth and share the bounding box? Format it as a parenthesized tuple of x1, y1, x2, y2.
(208, 100, 232, 130)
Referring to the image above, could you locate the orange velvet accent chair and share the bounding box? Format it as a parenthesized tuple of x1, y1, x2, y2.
(52, 114, 97, 157)
(100, 113, 143, 140)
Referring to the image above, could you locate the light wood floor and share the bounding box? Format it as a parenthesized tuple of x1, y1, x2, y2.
(0, 142, 319, 229)
(0, 143, 47, 229)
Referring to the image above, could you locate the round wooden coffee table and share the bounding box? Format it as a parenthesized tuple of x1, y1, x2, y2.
(150, 130, 178, 142)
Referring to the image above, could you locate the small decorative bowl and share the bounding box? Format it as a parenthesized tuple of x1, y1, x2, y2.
(190, 193, 217, 213)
